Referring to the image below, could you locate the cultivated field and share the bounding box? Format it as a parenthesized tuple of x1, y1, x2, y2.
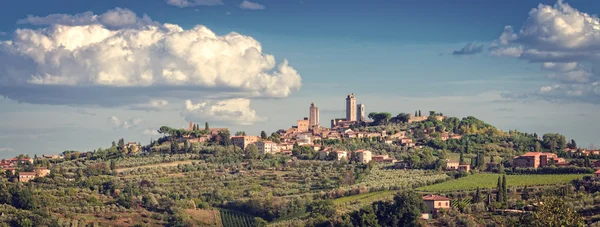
(417, 173, 589, 192)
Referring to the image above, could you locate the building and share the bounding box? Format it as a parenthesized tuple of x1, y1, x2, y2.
(19, 172, 37, 183)
(297, 118, 310, 132)
(231, 136, 258, 150)
(458, 164, 471, 172)
(319, 150, 331, 160)
(595, 169, 600, 178)
(355, 150, 372, 164)
(35, 168, 51, 177)
(336, 151, 348, 161)
(356, 104, 365, 122)
(514, 152, 565, 169)
(395, 161, 410, 169)
(309, 103, 320, 128)
(422, 195, 451, 219)
(296, 134, 312, 145)
(346, 93, 356, 122)
(446, 160, 459, 170)
(256, 141, 279, 154)
(372, 154, 397, 163)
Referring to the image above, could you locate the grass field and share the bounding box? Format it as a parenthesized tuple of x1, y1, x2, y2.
(332, 190, 398, 213)
(417, 174, 589, 192)
(184, 209, 222, 226)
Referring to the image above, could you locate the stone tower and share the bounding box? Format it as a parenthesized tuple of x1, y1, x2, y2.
(346, 93, 356, 121)
(309, 102, 319, 127)
(356, 104, 365, 122)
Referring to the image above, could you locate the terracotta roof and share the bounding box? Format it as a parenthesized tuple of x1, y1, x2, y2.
(520, 152, 542, 157)
(19, 172, 36, 176)
(336, 150, 348, 154)
(355, 150, 370, 153)
(422, 195, 450, 201)
(595, 169, 600, 174)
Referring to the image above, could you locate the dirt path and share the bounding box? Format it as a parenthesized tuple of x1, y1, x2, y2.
(116, 160, 195, 173)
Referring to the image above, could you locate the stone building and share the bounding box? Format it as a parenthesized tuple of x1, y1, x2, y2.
(309, 103, 319, 128)
(346, 93, 356, 122)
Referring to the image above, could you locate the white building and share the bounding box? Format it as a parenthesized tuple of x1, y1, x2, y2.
(336, 151, 348, 161)
(256, 141, 279, 154)
(355, 150, 372, 164)
(296, 134, 312, 145)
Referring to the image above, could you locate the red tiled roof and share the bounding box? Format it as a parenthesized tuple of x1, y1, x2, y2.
(595, 169, 600, 174)
(355, 150, 370, 153)
(422, 195, 450, 201)
(521, 152, 542, 157)
(19, 172, 36, 176)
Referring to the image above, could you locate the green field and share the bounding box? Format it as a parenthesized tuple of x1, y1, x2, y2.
(417, 174, 589, 192)
(332, 190, 396, 205)
(219, 209, 256, 227)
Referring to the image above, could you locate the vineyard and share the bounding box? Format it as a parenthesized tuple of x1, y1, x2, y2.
(417, 173, 589, 192)
(220, 209, 256, 227)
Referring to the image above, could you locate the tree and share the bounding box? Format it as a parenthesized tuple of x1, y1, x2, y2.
(110, 160, 116, 170)
(474, 187, 482, 203)
(414, 111, 418, 117)
(205, 122, 209, 130)
(519, 197, 585, 227)
(117, 138, 125, 149)
(170, 142, 178, 153)
(501, 175, 507, 203)
(260, 131, 267, 140)
(219, 130, 232, 146)
(569, 139, 577, 149)
(392, 113, 410, 123)
(429, 111, 436, 116)
(418, 110, 422, 117)
(111, 141, 116, 147)
(459, 151, 465, 165)
(245, 144, 260, 160)
(496, 176, 503, 203)
(521, 186, 530, 201)
(367, 112, 392, 125)
(235, 131, 246, 136)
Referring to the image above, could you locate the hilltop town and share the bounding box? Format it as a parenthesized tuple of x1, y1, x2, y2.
(0, 93, 596, 227)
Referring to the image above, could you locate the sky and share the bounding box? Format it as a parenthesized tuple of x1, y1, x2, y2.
(0, 0, 599, 158)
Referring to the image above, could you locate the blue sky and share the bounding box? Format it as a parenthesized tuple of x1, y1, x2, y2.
(0, 0, 599, 157)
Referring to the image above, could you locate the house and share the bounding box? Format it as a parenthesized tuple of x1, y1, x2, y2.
(19, 172, 37, 183)
(355, 150, 372, 164)
(296, 134, 312, 145)
(440, 132, 450, 141)
(256, 141, 279, 154)
(372, 154, 397, 163)
(7, 158, 34, 165)
(389, 131, 407, 139)
(458, 164, 471, 172)
(335, 151, 348, 161)
(595, 169, 600, 178)
(208, 128, 229, 136)
(126, 142, 140, 152)
(383, 138, 394, 144)
(514, 152, 541, 168)
(422, 195, 451, 219)
(231, 136, 258, 150)
(514, 152, 565, 169)
(446, 160, 459, 170)
(35, 168, 51, 177)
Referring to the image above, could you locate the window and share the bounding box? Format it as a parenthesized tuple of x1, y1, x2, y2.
(438, 202, 441, 206)
(445, 202, 448, 206)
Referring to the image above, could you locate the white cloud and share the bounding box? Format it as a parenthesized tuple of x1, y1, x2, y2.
(143, 129, 160, 136)
(182, 98, 265, 125)
(166, 0, 223, 7)
(0, 148, 14, 152)
(0, 8, 302, 106)
(239, 1, 266, 10)
(129, 100, 170, 111)
(16, 8, 156, 29)
(490, 1, 600, 104)
(108, 116, 143, 129)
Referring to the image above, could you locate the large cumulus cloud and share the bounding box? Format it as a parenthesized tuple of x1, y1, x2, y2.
(0, 8, 301, 125)
(492, 0, 600, 104)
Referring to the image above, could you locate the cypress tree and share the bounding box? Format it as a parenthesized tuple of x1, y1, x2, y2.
(474, 187, 481, 203)
(418, 110, 422, 117)
(522, 186, 529, 200)
(502, 175, 508, 203)
(205, 122, 209, 130)
(414, 111, 418, 117)
(459, 152, 465, 165)
(496, 176, 502, 202)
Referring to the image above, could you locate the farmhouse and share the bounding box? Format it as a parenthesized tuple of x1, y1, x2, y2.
(513, 152, 565, 169)
(422, 195, 451, 219)
(446, 160, 459, 170)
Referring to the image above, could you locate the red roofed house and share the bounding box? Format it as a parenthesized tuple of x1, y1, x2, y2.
(514, 152, 565, 168)
(231, 136, 258, 150)
(595, 169, 600, 179)
(19, 172, 37, 183)
(422, 195, 451, 219)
